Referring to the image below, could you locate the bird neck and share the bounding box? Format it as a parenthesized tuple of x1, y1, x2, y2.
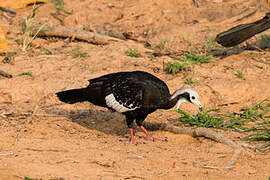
(162, 90, 188, 110)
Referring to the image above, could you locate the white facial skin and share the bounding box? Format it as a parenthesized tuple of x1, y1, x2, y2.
(171, 87, 202, 110)
(187, 90, 202, 109)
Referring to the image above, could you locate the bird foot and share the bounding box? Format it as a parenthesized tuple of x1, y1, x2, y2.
(125, 128, 144, 145)
(140, 126, 168, 142)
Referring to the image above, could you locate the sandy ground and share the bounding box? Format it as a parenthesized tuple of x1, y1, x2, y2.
(0, 0, 270, 179)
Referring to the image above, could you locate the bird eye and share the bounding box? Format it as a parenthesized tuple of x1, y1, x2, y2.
(191, 96, 195, 100)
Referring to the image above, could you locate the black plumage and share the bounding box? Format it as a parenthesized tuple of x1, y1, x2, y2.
(56, 71, 202, 144)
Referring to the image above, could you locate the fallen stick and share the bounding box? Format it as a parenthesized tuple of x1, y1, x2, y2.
(207, 47, 245, 58)
(216, 11, 270, 47)
(13, 105, 39, 146)
(0, 7, 16, 14)
(143, 121, 242, 169)
(0, 70, 12, 78)
(207, 43, 267, 58)
(28, 21, 123, 45)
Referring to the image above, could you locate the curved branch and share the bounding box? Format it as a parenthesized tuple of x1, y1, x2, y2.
(143, 121, 242, 169)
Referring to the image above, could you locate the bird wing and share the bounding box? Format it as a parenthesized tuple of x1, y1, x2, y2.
(103, 76, 144, 113)
(88, 71, 169, 113)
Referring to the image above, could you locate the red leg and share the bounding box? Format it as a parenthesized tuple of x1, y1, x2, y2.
(140, 126, 167, 142)
(125, 128, 141, 145)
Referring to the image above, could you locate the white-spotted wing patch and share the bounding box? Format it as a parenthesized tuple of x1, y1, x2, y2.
(105, 93, 139, 113)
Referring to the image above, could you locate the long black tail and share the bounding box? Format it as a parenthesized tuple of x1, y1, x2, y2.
(56, 88, 90, 104)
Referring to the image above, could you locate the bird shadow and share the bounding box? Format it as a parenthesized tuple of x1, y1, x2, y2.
(44, 107, 132, 137)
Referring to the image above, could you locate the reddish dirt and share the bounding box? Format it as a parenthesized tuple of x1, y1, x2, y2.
(0, 0, 270, 179)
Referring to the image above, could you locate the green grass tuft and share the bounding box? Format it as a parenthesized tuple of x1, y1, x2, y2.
(166, 61, 187, 74)
(50, 0, 72, 14)
(42, 48, 53, 55)
(184, 77, 199, 85)
(231, 99, 270, 122)
(125, 48, 142, 58)
(17, 72, 34, 80)
(24, 177, 41, 180)
(175, 108, 227, 128)
(236, 70, 245, 79)
(22, 5, 47, 51)
(174, 99, 270, 150)
(166, 52, 213, 74)
(241, 120, 270, 151)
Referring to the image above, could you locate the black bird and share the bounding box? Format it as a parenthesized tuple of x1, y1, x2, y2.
(56, 71, 202, 144)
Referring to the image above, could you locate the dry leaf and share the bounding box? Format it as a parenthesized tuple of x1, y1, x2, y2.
(0, 0, 48, 10)
(0, 27, 8, 54)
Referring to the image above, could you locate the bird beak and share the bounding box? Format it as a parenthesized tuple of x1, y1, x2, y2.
(195, 101, 203, 111)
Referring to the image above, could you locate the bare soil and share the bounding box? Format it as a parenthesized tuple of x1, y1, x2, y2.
(0, 0, 270, 179)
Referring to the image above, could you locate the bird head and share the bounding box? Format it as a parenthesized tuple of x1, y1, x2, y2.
(171, 87, 202, 110)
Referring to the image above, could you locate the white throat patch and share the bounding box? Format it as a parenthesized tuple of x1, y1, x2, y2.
(176, 97, 188, 109)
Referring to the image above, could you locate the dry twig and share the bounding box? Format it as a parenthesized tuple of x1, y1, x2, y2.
(13, 105, 39, 145)
(143, 122, 242, 169)
(0, 70, 12, 78)
(29, 21, 123, 45)
(0, 7, 16, 14)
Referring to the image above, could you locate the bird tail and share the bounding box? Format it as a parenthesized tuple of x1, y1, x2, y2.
(56, 88, 89, 104)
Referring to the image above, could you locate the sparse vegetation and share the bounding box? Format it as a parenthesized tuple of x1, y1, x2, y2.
(72, 46, 88, 58)
(241, 120, 270, 151)
(180, 52, 213, 64)
(156, 39, 169, 50)
(175, 108, 227, 128)
(50, 0, 72, 14)
(184, 77, 199, 85)
(24, 177, 41, 180)
(17, 72, 34, 80)
(166, 52, 213, 74)
(21, 5, 47, 51)
(174, 99, 270, 150)
(166, 61, 187, 74)
(42, 48, 53, 55)
(228, 99, 270, 122)
(236, 70, 245, 79)
(125, 48, 142, 58)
